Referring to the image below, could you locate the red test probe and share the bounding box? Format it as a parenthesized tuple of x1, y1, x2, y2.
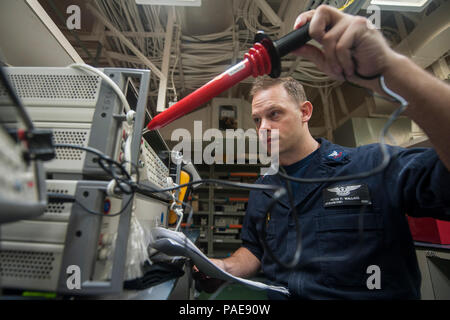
(147, 23, 311, 131)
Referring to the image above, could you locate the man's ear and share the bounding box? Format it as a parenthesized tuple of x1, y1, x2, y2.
(299, 101, 313, 122)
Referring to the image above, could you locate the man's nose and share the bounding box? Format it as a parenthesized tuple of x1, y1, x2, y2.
(259, 118, 271, 131)
(258, 121, 271, 139)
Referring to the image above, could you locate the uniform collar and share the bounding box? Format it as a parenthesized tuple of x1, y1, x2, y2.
(261, 138, 352, 209)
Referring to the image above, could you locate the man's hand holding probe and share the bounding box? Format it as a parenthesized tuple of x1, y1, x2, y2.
(293, 5, 395, 90)
(293, 5, 450, 170)
(192, 5, 450, 293)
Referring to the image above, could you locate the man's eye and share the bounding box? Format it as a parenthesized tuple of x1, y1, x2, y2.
(253, 118, 260, 124)
(270, 111, 279, 118)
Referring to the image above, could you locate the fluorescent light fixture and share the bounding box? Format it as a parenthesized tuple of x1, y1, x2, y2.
(369, 0, 432, 12)
(135, 0, 201, 6)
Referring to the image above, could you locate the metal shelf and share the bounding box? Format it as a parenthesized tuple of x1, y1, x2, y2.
(193, 211, 210, 215)
(214, 211, 245, 216)
(213, 239, 242, 244)
(193, 211, 244, 216)
(191, 164, 259, 257)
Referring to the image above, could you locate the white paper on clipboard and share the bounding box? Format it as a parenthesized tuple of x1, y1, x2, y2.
(149, 227, 290, 296)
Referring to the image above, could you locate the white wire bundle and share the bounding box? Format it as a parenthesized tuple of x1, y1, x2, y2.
(241, 0, 280, 37)
(95, 0, 169, 101)
(179, 26, 237, 90)
(92, 0, 340, 101)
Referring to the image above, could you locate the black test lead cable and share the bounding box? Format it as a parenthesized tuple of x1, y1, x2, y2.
(53, 75, 407, 270)
(53, 143, 286, 216)
(52, 71, 409, 274)
(51, 18, 408, 273)
(53, 73, 409, 273)
(260, 74, 409, 271)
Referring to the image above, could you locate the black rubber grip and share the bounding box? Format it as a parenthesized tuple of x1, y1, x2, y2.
(274, 22, 311, 58)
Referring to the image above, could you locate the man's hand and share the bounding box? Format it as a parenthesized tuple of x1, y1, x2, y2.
(293, 5, 450, 171)
(293, 5, 400, 88)
(192, 248, 261, 293)
(192, 259, 226, 294)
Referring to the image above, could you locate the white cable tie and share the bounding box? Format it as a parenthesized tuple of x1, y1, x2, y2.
(171, 190, 178, 202)
(126, 110, 136, 125)
(106, 180, 118, 197)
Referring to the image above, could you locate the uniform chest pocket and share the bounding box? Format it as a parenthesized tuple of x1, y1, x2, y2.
(261, 215, 291, 261)
(265, 217, 287, 242)
(315, 212, 384, 288)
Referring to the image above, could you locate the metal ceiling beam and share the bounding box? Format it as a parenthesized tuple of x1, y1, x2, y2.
(319, 88, 333, 141)
(277, 0, 289, 18)
(86, 2, 164, 79)
(394, 13, 408, 39)
(157, 8, 175, 112)
(106, 51, 146, 65)
(255, 0, 282, 26)
(280, 0, 306, 36)
(335, 87, 349, 116)
(24, 0, 84, 64)
(431, 57, 450, 80)
(105, 31, 166, 38)
(175, 26, 185, 97)
(91, 19, 114, 67)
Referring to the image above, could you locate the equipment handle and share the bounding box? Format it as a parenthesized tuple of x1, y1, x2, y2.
(274, 22, 311, 58)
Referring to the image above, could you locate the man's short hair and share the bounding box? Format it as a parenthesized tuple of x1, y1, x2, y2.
(250, 76, 307, 105)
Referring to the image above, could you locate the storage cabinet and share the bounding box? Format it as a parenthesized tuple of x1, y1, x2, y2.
(185, 163, 262, 257)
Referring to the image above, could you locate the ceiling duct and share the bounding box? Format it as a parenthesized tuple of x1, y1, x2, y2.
(368, 0, 450, 115)
(333, 117, 414, 147)
(179, 0, 233, 35)
(394, 0, 450, 69)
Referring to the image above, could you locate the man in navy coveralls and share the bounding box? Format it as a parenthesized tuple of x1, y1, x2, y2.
(194, 5, 450, 299)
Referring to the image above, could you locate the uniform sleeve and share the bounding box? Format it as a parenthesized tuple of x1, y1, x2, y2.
(240, 189, 263, 261)
(385, 146, 450, 220)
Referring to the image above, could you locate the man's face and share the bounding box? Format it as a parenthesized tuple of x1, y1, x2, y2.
(251, 84, 306, 159)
